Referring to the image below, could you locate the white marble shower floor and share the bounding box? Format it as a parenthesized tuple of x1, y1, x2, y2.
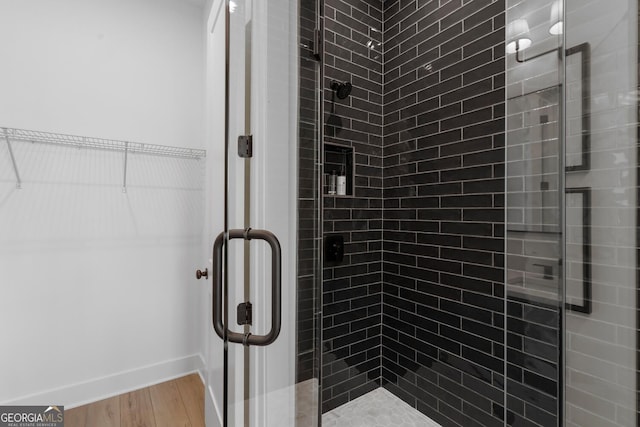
(322, 388, 442, 427)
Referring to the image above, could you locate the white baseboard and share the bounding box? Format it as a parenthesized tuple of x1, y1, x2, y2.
(2, 353, 206, 409)
(205, 385, 223, 427)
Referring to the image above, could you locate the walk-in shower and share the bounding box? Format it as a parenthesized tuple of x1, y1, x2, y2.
(309, 0, 639, 426)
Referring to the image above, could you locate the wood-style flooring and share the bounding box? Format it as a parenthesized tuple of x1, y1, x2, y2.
(65, 373, 205, 427)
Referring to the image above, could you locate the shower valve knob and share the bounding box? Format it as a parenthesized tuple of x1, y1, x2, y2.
(196, 268, 208, 280)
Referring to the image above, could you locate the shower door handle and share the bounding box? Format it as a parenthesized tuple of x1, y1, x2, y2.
(212, 228, 282, 346)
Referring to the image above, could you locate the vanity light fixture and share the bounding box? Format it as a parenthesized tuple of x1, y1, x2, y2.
(506, 19, 532, 54)
(549, 0, 563, 35)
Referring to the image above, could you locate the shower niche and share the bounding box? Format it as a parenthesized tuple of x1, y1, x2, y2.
(323, 142, 353, 197)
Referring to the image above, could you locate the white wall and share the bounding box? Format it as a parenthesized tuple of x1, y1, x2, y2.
(0, 0, 207, 407)
(0, 0, 204, 147)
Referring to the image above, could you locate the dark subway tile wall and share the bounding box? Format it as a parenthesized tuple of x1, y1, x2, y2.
(321, 0, 385, 413)
(381, 1, 506, 426)
(506, 297, 560, 427)
(315, 1, 559, 425)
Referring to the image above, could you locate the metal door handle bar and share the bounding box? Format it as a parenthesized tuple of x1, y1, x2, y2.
(565, 188, 592, 314)
(212, 229, 282, 346)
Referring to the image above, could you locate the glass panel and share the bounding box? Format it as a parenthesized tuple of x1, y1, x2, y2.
(222, 0, 322, 426)
(296, 0, 323, 426)
(564, 0, 638, 425)
(224, 0, 249, 424)
(505, 0, 564, 425)
(507, 0, 639, 425)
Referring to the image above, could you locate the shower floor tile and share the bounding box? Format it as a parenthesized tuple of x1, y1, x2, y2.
(322, 388, 441, 427)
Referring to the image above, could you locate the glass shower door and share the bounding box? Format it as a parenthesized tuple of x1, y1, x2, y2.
(563, 0, 637, 425)
(505, 1, 564, 424)
(506, 0, 639, 425)
(204, 1, 322, 426)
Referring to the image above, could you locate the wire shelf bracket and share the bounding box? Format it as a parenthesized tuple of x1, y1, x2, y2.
(1, 126, 207, 191)
(123, 141, 129, 193)
(3, 128, 22, 189)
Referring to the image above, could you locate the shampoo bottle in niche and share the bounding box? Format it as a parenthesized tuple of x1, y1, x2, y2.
(328, 170, 337, 195)
(337, 164, 347, 196)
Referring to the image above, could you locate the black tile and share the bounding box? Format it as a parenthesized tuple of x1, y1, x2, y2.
(315, 0, 532, 424)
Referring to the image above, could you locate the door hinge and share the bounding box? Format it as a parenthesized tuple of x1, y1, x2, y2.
(312, 28, 322, 61)
(237, 301, 253, 326)
(238, 135, 253, 158)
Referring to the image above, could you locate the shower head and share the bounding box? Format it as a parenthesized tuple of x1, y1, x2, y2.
(331, 81, 352, 100)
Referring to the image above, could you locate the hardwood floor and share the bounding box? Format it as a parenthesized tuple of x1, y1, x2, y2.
(65, 373, 205, 427)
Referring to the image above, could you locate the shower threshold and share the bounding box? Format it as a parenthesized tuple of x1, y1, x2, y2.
(322, 387, 441, 427)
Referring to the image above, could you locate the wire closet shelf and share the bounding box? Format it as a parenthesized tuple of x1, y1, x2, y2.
(2, 127, 206, 159)
(2, 126, 207, 191)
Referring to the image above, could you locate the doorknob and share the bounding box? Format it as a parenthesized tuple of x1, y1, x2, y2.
(196, 268, 208, 280)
